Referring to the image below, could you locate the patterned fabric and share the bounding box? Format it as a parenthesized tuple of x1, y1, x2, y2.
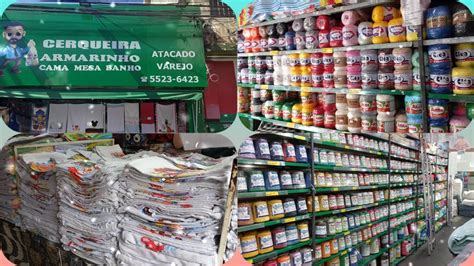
(0, 220, 89, 266)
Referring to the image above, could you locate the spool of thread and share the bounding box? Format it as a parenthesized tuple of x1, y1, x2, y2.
(428, 44, 453, 69)
(268, 199, 285, 220)
(292, 19, 304, 32)
(241, 232, 259, 258)
(428, 99, 449, 119)
(450, 115, 470, 132)
(285, 30, 296, 51)
(306, 30, 319, 49)
(372, 6, 401, 22)
(296, 196, 308, 214)
(361, 114, 377, 133)
(394, 69, 413, 91)
(319, 29, 331, 48)
(324, 93, 337, 112)
(317, 15, 331, 30)
(343, 24, 359, 46)
(361, 49, 378, 71)
(358, 22, 373, 45)
(453, 67, 474, 94)
(395, 112, 408, 133)
(342, 11, 360, 26)
(388, 17, 406, 43)
(295, 31, 306, 50)
(334, 51, 347, 69)
(393, 48, 412, 70)
(330, 26, 343, 47)
(373, 21, 389, 44)
(238, 202, 254, 226)
(312, 69, 324, 87)
(377, 113, 395, 133)
(454, 43, 474, 67)
(336, 109, 349, 131)
(304, 16, 316, 31)
(348, 110, 362, 133)
(290, 251, 302, 265)
(311, 53, 324, 70)
(412, 50, 429, 68)
(347, 68, 362, 89)
(347, 50, 362, 71)
(376, 94, 396, 115)
(430, 68, 452, 94)
(407, 114, 423, 133)
(412, 67, 430, 91)
(360, 95, 377, 115)
(378, 49, 394, 70)
(429, 119, 449, 133)
(323, 52, 335, 71)
(405, 95, 422, 115)
(452, 3, 474, 37)
(253, 201, 270, 223)
(334, 68, 347, 88)
(378, 69, 395, 90)
(323, 69, 335, 88)
(237, 171, 248, 192)
(362, 70, 378, 90)
(426, 6, 453, 39)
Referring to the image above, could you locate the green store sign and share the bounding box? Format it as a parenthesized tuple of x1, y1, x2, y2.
(0, 4, 208, 88)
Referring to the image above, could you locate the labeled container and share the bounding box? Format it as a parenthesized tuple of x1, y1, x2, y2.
(241, 232, 259, 258)
(292, 104, 303, 124)
(454, 43, 474, 67)
(376, 94, 396, 115)
(286, 223, 299, 245)
(377, 114, 395, 133)
(257, 230, 274, 254)
(394, 69, 413, 90)
(253, 201, 270, 222)
(358, 22, 373, 45)
(248, 171, 265, 192)
(336, 108, 349, 131)
(263, 101, 275, 119)
(378, 49, 394, 70)
(405, 95, 422, 115)
(378, 69, 395, 90)
(428, 99, 449, 119)
(450, 115, 470, 133)
(388, 17, 406, 43)
(255, 138, 271, 160)
(453, 67, 474, 94)
(429, 119, 449, 133)
(264, 170, 281, 191)
(373, 21, 389, 44)
(430, 68, 453, 94)
(362, 70, 378, 90)
(393, 48, 412, 70)
(395, 112, 408, 133)
(426, 6, 452, 39)
(361, 114, 377, 133)
(348, 110, 362, 133)
(428, 44, 453, 69)
(238, 202, 254, 226)
(272, 226, 288, 249)
(268, 199, 285, 220)
(361, 49, 378, 71)
(360, 95, 377, 115)
(347, 50, 362, 71)
(407, 114, 423, 133)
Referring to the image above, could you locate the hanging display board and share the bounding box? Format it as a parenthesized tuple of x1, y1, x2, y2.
(0, 4, 208, 88)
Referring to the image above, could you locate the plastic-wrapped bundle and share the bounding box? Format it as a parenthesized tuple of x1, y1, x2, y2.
(16, 152, 68, 243)
(117, 153, 234, 266)
(452, 3, 474, 37)
(0, 146, 21, 225)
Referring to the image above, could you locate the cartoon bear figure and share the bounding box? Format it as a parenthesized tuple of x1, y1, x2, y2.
(0, 21, 37, 76)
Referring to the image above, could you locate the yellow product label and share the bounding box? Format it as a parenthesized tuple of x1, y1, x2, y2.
(301, 87, 311, 93)
(322, 48, 333, 53)
(284, 217, 296, 223)
(333, 188, 339, 191)
(286, 122, 296, 128)
(266, 191, 279, 196)
(260, 85, 269, 90)
(267, 161, 281, 166)
(295, 135, 306, 141)
(270, 50, 279, 56)
(340, 209, 346, 213)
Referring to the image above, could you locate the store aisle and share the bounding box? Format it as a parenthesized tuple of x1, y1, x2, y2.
(400, 216, 471, 266)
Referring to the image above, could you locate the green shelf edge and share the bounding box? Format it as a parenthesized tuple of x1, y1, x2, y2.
(246, 240, 312, 264)
(315, 185, 388, 193)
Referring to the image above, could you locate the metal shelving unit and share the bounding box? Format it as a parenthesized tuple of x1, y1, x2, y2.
(237, 132, 425, 265)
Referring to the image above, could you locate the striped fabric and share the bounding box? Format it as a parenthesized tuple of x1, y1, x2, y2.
(250, 0, 320, 21)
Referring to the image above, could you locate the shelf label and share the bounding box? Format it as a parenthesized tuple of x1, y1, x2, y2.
(333, 188, 339, 191)
(267, 161, 282, 166)
(284, 217, 296, 223)
(286, 122, 296, 128)
(265, 191, 279, 196)
(352, 186, 358, 190)
(270, 51, 279, 56)
(344, 231, 350, 236)
(260, 85, 269, 90)
(340, 209, 346, 213)
(322, 48, 333, 53)
(341, 250, 347, 255)
(301, 87, 311, 93)
(295, 135, 306, 141)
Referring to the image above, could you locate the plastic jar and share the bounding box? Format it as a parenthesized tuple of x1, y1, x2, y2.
(237, 171, 248, 192)
(274, 103, 284, 120)
(239, 138, 256, 159)
(268, 199, 285, 220)
(248, 170, 265, 192)
(311, 53, 324, 69)
(376, 95, 396, 115)
(324, 93, 337, 112)
(323, 69, 335, 88)
(283, 141, 297, 162)
(377, 114, 395, 133)
(336, 93, 348, 109)
(361, 49, 378, 71)
(362, 70, 378, 90)
(346, 94, 360, 110)
(407, 114, 423, 133)
(273, 68, 284, 86)
(360, 95, 377, 115)
(323, 52, 334, 71)
(252, 201, 270, 222)
(393, 48, 412, 70)
(361, 114, 377, 133)
(272, 227, 288, 249)
(255, 139, 271, 160)
(428, 99, 449, 119)
(372, 21, 389, 44)
(290, 251, 302, 266)
(388, 17, 406, 43)
(426, 6, 452, 39)
(238, 202, 254, 226)
(263, 101, 275, 119)
(453, 67, 474, 94)
(319, 29, 331, 48)
(282, 103, 293, 122)
(301, 247, 313, 264)
(347, 68, 362, 89)
(302, 104, 314, 126)
(280, 170, 293, 189)
(454, 43, 474, 67)
(334, 51, 347, 69)
(378, 69, 395, 90)
(296, 196, 308, 214)
(297, 222, 310, 241)
(324, 111, 336, 129)
(257, 230, 274, 254)
(395, 112, 408, 133)
(264, 170, 281, 191)
(290, 67, 302, 87)
(286, 223, 299, 245)
(430, 68, 452, 94)
(450, 115, 470, 133)
(336, 109, 349, 131)
(394, 69, 413, 90)
(428, 44, 452, 69)
(312, 68, 324, 87)
(283, 198, 297, 217)
(378, 49, 394, 70)
(358, 22, 373, 45)
(241, 232, 259, 258)
(348, 110, 362, 133)
(330, 26, 343, 47)
(313, 106, 325, 127)
(295, 145, 308, 163)
(334, 68, 348, 88)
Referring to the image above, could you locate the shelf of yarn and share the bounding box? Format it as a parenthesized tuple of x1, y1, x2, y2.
(424, 36, 474, 46)
(238, 0, 397, 30)
(315, 185, 388, 193)
(237, 41, 414, 57)
(239, 113, 339, 133)
(245, 240, 312, 264)
(237, 158, 310, 168)
(238, 212, 312, 233)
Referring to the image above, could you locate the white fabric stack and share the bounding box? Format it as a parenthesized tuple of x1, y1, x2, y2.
(16, 152, 68, 243)
(116, 153, 234, 266)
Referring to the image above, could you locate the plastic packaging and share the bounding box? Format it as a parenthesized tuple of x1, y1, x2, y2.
(283, 141, 297, 162)
(253, 201, 270, 222)
(450, 115, 470, 132)
(238, 202, 254, 226)
(255, 138, 271, 160)
(426, 6, 453, 39)
(428, 44, 453, 69)
(272, 227, 288, 249)
(372, 6, 401, 22)
(263, 101, 275, 119)
(346, 94, 361, 111)
(453, 67, 474, 94)
(334, 51, 347, 69)
(361, 49, 378, 71)
(334, 68, 347, 88)
(347, 50, 362, 71)
(377, 114, 395, 133)
(302, 104, 314, 126)
(393, 48, 412, 70)
(343, 24, 359, 46)
(388, 17, 406, 43)
(319, 29, 330, 48)
(285, 223, 299, 245)
(257, 230, 274, 254)
(324, 93, 337, 112)
(452, 3, 474, 37)
(295, 145, 308, 163)
(324, 111, 336, 129)
(323, 69, 335, 88)
(280, 170, 293, 189)
(330, 26, 343, 47)
(248, 170, 265, 192)
(360, 95, 377, 115)
(362, 70, 378, 90)
(361, 114, 377, 133)
(268, 199, 285, 220)
(376, 94, 396, 115)
(342, 11, 360, 26)
(347, 68, 362, 89)
(267, 24, 279, 51)
(285, 30, 296, 51)
(378, 49, 394, 70)
(394, 69, 413, 90)
(313, 106, 325, 127)
(239, 138, 256, 159)
(430, 119, 449, 133)
(407, 114, 423, 133)
(413, 67, 430, 91)
(405, 95, 422, 115)
(358, 22, 373, 45)
(378, 69, 395, 90)
(265, 170, 281, 191)
(395, 112, 408, 133)
(430, 68, 452, 94)
(428, 99, 449, 119)
(241, 232, 259, 258)
(336, 108, 349, 131)
(323, 52, 335, 71)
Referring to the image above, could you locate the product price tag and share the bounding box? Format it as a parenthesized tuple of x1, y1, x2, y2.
(260, 85, 269, 90)
(284, 217, 296, 223)
(265, 191, 279, 196)
(322, 48, 333, 53)
(295, 135, 306, 141)
(267, 161, 282, 166)
(270, 51, 280, 56)
(286, 122, 296, 128)
(301, 87, 311, 93)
